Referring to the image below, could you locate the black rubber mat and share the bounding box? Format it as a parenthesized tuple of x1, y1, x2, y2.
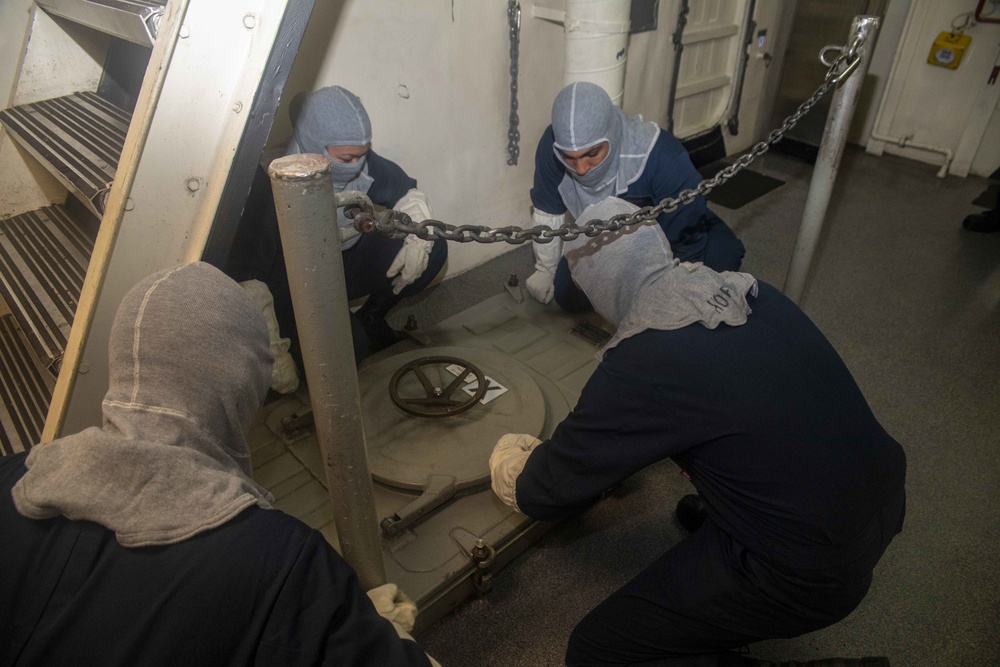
(698, 160, 785, 210)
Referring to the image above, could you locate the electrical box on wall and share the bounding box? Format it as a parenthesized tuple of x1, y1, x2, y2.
(928, 31, 971, 69)
(629, 0, 658, 33)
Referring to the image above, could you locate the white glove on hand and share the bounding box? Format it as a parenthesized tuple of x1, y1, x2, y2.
(489, 433, 543, 512)
(366, 583, 443, 667)
(525, 209, 565, 304)
(239, 280, 299, 394)
(525, 267, 555, 304)
(387, 188, 435, 294)
(387, 235, 433, 294)
(366, 583, 418, 634)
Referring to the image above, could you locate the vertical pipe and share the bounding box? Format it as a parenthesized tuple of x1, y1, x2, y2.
(564, 0, 631, 106)
(783, 15, 880, 305)
(268, 153, 385, 590)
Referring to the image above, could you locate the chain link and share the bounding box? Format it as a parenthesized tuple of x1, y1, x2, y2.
(506, 1, 521, 166)
(355, 37, 864, 245)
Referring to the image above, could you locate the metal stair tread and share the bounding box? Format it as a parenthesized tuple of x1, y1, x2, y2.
(0, 205, 96, 372)
(0, 315, 54, 456)
(0, 92, 131, 218)
(37, 0, 166, 48)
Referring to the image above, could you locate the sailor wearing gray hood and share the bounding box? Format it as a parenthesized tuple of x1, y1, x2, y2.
(525, 81, 745, 312)
(287, 85, 448, 358)
(491, 198, 905, 667)
(0, 262, 435, 666)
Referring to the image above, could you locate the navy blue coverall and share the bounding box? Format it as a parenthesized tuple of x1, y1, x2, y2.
(515, 282, 907, 666)
(0, 452, 431, 667)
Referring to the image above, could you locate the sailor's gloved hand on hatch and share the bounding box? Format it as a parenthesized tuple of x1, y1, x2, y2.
(367, 582, 418, 634)
(525, 209, 565, 304)
(489, 433, 543, 512)
(387, 188, 435, 294)
(367, 583, 443, 667)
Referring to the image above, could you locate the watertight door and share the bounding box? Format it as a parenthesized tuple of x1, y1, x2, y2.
(671, 0, 752, 139)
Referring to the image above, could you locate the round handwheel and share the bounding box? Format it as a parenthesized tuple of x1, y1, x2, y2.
(389, 356, 487, 418)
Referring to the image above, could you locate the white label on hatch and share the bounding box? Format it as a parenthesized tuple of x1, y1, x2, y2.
(445, 363, 478, 383)
(462, 376, 509, 405)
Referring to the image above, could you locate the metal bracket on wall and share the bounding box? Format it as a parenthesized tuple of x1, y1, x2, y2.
(665, 0, 689, 134)
(727, 0, 757, 135)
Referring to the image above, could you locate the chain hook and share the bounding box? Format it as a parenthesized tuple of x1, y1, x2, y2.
(818, 45, 845, 68)
(827, 54, 861, 88)
(337, 190, 375, 217)
(819, 48, 859, 88)
(820, 31, 866, 88)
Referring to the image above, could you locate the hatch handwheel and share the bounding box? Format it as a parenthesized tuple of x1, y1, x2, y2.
(389, 356, 487, 418)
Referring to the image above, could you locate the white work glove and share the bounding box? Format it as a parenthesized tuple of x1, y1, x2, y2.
(366, 583, 443, 667)
(489, 433, 543, 512)
(239, 280, 299, 394)
(387, 188, 435, 294)
(366, 583, 418, 633)
(525, 209, 565, 304)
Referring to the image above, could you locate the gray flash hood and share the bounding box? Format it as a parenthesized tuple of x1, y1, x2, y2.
(12, 262, 275, 547)
(564, 198, 758, 359)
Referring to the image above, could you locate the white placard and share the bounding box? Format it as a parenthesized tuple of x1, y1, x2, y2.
(445, 363, 477, 383)
(462, 376, 509, 405)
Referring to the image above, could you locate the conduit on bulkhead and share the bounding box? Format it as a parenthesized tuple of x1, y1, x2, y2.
(564, 0, 631, 106)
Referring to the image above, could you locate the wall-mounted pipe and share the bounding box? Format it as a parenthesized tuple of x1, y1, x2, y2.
(868, 131, 952, 178)
(564, 0, 631, 106)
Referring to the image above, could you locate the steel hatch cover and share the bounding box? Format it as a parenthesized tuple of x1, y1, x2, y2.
(358, 346, 546, 491)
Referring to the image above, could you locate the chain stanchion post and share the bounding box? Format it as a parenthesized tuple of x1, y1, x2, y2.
(268, 153, 386, 591)
(782, 15, 880, 304)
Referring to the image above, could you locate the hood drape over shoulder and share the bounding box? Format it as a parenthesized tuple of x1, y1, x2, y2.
(12, 262, 275, 547)
(564, 198, 758, 359)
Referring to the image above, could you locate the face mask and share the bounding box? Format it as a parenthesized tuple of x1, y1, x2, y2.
(329, 154, 367, 190)
(570, 148, 616, 190)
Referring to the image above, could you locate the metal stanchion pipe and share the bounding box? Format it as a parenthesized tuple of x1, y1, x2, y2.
(783, 15, 880, 305)
(268, 153, 386, 590)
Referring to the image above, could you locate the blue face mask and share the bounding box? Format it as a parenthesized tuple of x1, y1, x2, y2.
(569, 147, 615, 189)
(329, 153, 368, 190)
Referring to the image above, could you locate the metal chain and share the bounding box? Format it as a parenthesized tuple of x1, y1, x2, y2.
(506, 1, 521, 166)
(354, 33, 866, 245)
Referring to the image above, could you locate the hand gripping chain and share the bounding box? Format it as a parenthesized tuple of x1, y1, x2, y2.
(347, 34, 866, 245)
